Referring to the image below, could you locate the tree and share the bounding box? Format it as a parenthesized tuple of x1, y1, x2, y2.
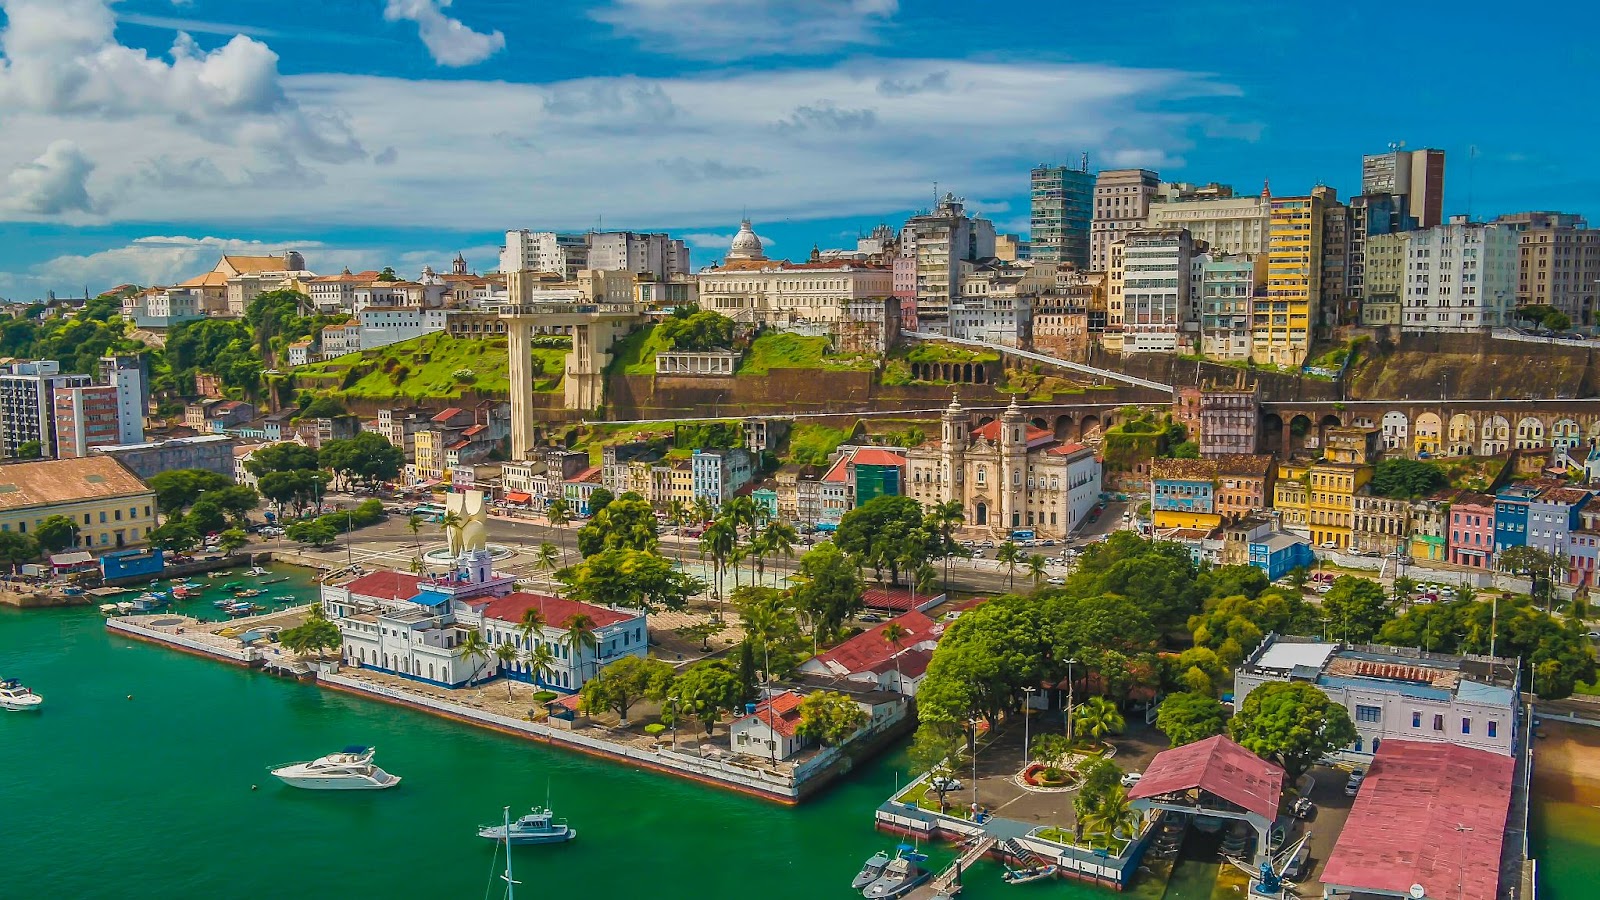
(699, 517, 737, 600)
(677, 620, 726, 652)
(458, 629, 492, 684)
(657, 308, 737, 351)
(751, 519, 798, 586)
(908, 722, 966, 808)
(280, 614, 341, 658)
(206, 485, 261, 523)
(560, 613, 601, 685)
(670, 660, 745, 736)
(516, 607, 547, 653)
(216, 527, 249, 555)
(559, 548, 705, 613)
(1030, 732, 1072, 772)
(1073, 695, 1126, 742)
(147, 469, 233, 518)
(795, 691, 870, 746)
(576, 493, 659, 557)
(494, 642, 522, 700)
(546, 497, 572, 563)
(0, 530, 40, 567)
(996, 541, 1022, 590)
(320, 432, 404, 491)
(1189, 589, 1314, 668)
(587, 487, 615, 518)
(1229, 681, 1356, 782)
(791, 542, 865, 639)
(34, 514, 80, 553)
(1074, 758, 1124, 840)
(534, 542, 560, 590)
(1500, 546, 1564, 609)
(835, 495, 937, 586)
(149, 521, 200, 553)
(1082, 785, 1142, 849)
(185, 498, 227, 535)
(929, 500, 965, 588)
(1155, 692, 1228, 747)
(15, 439, 41, 459)
(1370, 458, 1448, 499)
(258, 469, 326, 518)
(524, 642, 558, 690)
(1026, 553, 1049, 589)
(244, 442, 319, 478)
(1321, 576, 1394, 642)
(296, 395, 347, 420)
(882, 621, 909, 689)
(285, 520, 337, 548)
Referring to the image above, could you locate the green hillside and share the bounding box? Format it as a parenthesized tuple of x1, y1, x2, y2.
(291, 332, 561, 402)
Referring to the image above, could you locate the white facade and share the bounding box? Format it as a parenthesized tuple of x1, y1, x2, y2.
(1091, 168, 1161, 271)
(99, 356, 145, 445)
(902, 195, 997, 333)
(1111, 229, 1195, 353)
(587, 231, 690, 280)
(1146, 193, 1271, 256)
(948, 263, 1049, 346)
(1234, 637, 1519, 758)
(0, 360, 91, 458)
(1401, 218, 1517, 332)
(502, 231, 589, 279)
(691, 447, 754, 507)
(358, 307, 448, 350)
(698, 255, 893, 326)
(320, 323, 361, 357)
(474, 598, 648, 693)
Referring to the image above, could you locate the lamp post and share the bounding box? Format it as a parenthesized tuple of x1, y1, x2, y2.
(1022, 685, 1036, 768)
(346, 509, 354, 569)
(1454, 823, 1473, 900)
(668, 695, 679, 750)
(1064, 657, 1078, 746)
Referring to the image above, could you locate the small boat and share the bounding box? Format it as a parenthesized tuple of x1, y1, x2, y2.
(219, 581, 244, 591)
(172, 586, 192, 599)
(148, 591, 169, 599)
(129, 594, 163, 612)
(249, 566, 268, 577)
(269, 746, 400, 790)
(260, 577, 290, 585)
(0, 678, 43, 712)
(233, 588, 264, 598)
(1002, 864, 1058, 884)
(862, 857, 930, 899)
(894, 843, 928, 864)
(478, 806, 576, 845)
(213, 598, 237, 608)
(226, 602, 258, 616)
(852, 851, 893, 890)
(99, 603, 121, 616)
(115, 601, 137, 615)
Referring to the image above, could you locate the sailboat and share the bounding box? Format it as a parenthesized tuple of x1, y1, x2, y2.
(490, 807, 521, 900)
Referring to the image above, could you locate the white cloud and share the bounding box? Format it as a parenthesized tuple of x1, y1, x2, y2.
(3, 140, 95, 216)
(681, 231, 775, 251)
(592, 0, 897, 60)
(383, 0, 505, 67)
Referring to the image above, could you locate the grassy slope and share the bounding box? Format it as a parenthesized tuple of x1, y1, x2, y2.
(737, 333, 876, 375)
(608, 325, 672, 376)
(790, 421, 858, 465)
(293, 332, 560, 401)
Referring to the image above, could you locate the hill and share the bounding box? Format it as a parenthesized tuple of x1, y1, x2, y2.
(288, 332, 557, 404)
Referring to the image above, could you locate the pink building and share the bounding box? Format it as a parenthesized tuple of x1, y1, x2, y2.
(892, 255, 917, 330)
(1448, 492, 1496, 568)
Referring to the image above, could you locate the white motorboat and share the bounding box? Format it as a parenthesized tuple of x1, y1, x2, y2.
(478, 806, 576, 845)
(0, 678, 43, 711)
(269, 746, 401, 790)
(852, 851, 892, 890)
(862, 857, 931, 899)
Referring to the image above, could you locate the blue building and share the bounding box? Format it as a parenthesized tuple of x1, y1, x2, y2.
(1528, 487, 1590, 558)
(1493, 484, 1543, 553)
(1249, 533, 1316, 581)
(101, 547, 165, 581)
(691, 448, 754, 508)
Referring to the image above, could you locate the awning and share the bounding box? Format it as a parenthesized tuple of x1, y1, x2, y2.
(504, 492, 532, 504)
(50, 551, 95, 567)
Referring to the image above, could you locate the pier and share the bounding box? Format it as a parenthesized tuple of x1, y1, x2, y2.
(907, 835, 997, 899)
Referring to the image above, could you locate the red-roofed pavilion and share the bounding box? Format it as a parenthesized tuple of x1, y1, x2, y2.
(1126, 735, 1285, 864)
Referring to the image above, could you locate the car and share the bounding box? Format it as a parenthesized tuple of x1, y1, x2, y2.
(1047, 577, 1065, 585)
(1120, 772, 1142, 788)
(1320, 541, 1339, 550)
(930, 776, 963, 792)
(1344, 768, 1365, 796)
(1587, 631, 1600, 640)
(859, 613, 884, 623)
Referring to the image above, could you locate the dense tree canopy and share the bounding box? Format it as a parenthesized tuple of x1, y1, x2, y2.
(795, 691, 870, 746)
(1155, 692, 1228, 747)
(1377, 594, 1596, 699)
(1370, 458, 1448, 498)
(1229, 682, 1356, 781)
(835, 495, 938, 586)
(1320, 576, 1393, 643)
(147, 469, 235, 517)
(1189, 588, 1317, 668)
(791, 543, 865, 638)
(559, 548, 704, 612)
(576, 492, 659, 557)
(669, 660, 746, 736)
(320, 432, 404, 491)
(578, 655, 674, 725)
(34, 515, 80, 553)
(244, 442, 320, 479)
(656, 306, 736, 351)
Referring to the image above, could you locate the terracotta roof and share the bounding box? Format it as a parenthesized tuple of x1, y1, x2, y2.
(1540, 487, 1591, 506)
(1046, 442, 1091, 457)
(1319, 740, 1511, 900)
(971, 420, 1051, 445)
(1151, 458, 1219, 481)
(0, 457, 150, 511)
(462, 424, 488, 437)
(566, 466, 601, 484)
(807, 610, 937, 675)
(745, 690, 805, 737)
(343, 571, 423, 603)
(1125, 735, 1284, 821)
(867, 647, 933, 680)
(222, 255, 286, 274)
(1454, 492, 1496, 509)
(1213, 454, 1275, 477)
(177, 272, 229, 287)
(431, 408, 465, 422)
(850, 448, 906, 469)
(821, 454, 850, 484)
(474, 591, 634, 629)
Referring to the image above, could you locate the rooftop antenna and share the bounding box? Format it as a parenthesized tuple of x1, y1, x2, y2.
(1080, 151, 1089, 173)
(1467, 145, 1479, 222)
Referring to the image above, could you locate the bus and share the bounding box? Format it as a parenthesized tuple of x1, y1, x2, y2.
(408, 502, 446, 523)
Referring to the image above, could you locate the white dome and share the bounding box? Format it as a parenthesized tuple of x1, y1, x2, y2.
(727, 219, 765, 260)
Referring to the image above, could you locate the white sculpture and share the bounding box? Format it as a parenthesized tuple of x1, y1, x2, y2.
(445, 490, 489, 558)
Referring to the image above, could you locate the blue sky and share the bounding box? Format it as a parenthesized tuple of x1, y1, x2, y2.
(0, 0, 1591, 298)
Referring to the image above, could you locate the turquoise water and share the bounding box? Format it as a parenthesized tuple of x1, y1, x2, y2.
(2, 564, 1108, 899)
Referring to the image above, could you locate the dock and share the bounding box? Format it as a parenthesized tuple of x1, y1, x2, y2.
(906, 835, 996, 899)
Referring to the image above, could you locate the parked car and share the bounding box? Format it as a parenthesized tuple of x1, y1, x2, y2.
(1344, 768, 1365, 796)
(1047, 577, 1065, 586)
(930, 776, 963, 792)
(860, 613, 884, 623)
(1120, 772, 1143, 788)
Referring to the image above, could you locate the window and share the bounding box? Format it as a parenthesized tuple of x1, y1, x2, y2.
(1355, 705, 1381, 724)
(1411, 711, 1422, 728)
(1462, 718, 1471, 735)
(1433, 714, 1445, 731)
(1487, 720, 1498, 738)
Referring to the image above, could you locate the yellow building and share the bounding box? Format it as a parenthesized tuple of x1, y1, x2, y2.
(626, 459, 656, 504)
(414, 430, 444, 481)
(0, 457, 156, 550)
(1273, 427, 1378, 550)
(1150, 458, 1224, 531)
(1253, 187, 1334, 367)
(669, 460, 695, 508)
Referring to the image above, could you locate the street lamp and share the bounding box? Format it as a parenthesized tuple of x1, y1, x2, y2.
(1454, 824, 1473, 900)
(1064, 657, 1079, 746)
(668, 695, 679, 750)
(1022, 685, 1037, 768)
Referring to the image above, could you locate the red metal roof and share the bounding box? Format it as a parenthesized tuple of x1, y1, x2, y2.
(475, 592, 635, 629)
(971, 420, 1052, 445)
(850, 448, 907, 469)
(1319, 740, 1512, 900)
(808, 610, 937, 675)
(343, 571, 423, 603)
(1125, 735, 1284, 821)
(431, 407, 464, 422)
(746, 690, 805, 737)
(868, 647, 933, 680)
(861, 586, 938, 611)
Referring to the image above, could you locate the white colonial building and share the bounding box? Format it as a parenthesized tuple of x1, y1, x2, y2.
(697, 220, 894, 325)
(1234, 634, 1520, 758)
(1400, 217, 1518, 333)
(905, 395, 1102, 538)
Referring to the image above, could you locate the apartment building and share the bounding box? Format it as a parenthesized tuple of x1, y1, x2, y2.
(1253, 188, 1334, 366)
(1091, 168, 1161, 271)
(1400, 218, 1518, 333)
(1029, 161, 1093, 268)
(0, 361, 91, 459)
(1496, 212, 1600, 326)
(901, 195, 997, 334)
(1145, 189, 1270, 256)
(1198, 253, 1265, 360)
(1110, 228, 1194, 354)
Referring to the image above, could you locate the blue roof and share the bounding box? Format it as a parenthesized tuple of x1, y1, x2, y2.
(1455, 680, 1516, 707)
(1316, 674, 1452, 703)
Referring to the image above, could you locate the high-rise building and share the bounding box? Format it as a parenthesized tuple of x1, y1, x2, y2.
(1361, 146, 1445, 228)
(501, 231, 589, 278)
(1198, 253, 1266, 361)
(1145, 189, 1271, 256)
(1400, 217, 1517, 332)
(1029, 161, 1093, 268)
(1358, 232, 1411, 326)
(901, 194, 996, 334)
(53, 385, 122, 458)
(1321, 199, 1352, 328)
(1495, 212, 1600, 326)
(0, 361, 91, 459)
(1109, 228, 1194, 354)
(98, 355, 145, 446)
(1091, 168, 1161, 271)
(501, 230, 688, 280)
(1253, 187, 1335, 366)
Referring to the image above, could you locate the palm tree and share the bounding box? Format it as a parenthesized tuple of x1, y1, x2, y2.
(534, 542, 560, 593)
(494, 641, 520, 700)
(406, 513, 424, 571)
(882, 622, 908, 690)
(757, 520, 798, 586)
(932, 500, 965, 588)
(1073, 696, 1126, 743)
(546, 497, 572, 564)
(439, 510, 464, 554)
(996, 541, 1021, 591)
(561, 613, 600, 686)
(1083, 785, 1142, 850)
(524, 641, 558, 692)
(700, 518, 737, 601)
(459, 628, 491, 686)
(692, 496, 714, 528)
(1394, 575, 1417, 606)
(516, 607, 547, 655)
(667, 499, 689, 531)
(1026, 553, 1049, 589)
